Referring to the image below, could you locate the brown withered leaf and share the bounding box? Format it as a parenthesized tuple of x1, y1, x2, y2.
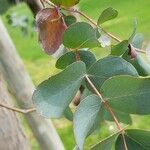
(36, 8, 67, 55)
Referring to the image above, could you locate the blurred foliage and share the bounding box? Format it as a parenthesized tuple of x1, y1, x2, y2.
(0, 0, 10, 14)
(7, 12, 35, 36)
(0, 0, 24, 14)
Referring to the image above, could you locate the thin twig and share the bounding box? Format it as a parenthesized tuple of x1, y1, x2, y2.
(134, 48, 146, 54)
(85, 75, 128, 150)
(43, 0, 146, 55)
(63, 8, 121, 42)
(85, 75, 121, 129)
(44, 0, 55, 7)
(68, 9, 128, 149)
(40, 0, 45, 8)
(0, 103, 36, 114)
(46, 0, 146, 55)
(75, 49, 81, 61)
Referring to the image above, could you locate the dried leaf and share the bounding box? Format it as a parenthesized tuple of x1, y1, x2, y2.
(36, 8, 67, 55)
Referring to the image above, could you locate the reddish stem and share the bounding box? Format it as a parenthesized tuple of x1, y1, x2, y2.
(85, 75, 128, 150)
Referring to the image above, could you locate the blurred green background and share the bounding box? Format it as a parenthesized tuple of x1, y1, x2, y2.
(1, 0, 150, 149)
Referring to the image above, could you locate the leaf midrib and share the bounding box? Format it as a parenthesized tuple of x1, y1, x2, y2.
(105, 91, 150, 101)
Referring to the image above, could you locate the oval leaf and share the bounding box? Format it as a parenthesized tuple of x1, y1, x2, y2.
(63, 22, 100, 49)
(101, 75, 150, 114)
(91, 132, 119, 150)
(111, 40, 129, 56)
(74, 95, 102, 149)
(115, 134, 142, 150)
(64, 107, 73, 121)
(104, 109, 132, 125)
(36, 8, 67, 55)
(33, 61, 86, 118)
(64, 15, 77, 26)
(131, 33, 144, 49)
(87, 56, 138, 90)
(122, 51, 150, 76)
(126, 129, 150, 149)
(97, 7, 118, 25)
(129, 19, 138, 43)
(115, 129, 150, 150)
(50, 0, 80, 7)
(56, 50, 96, 69)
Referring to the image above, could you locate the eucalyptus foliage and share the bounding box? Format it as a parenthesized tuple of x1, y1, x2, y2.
(33, 0, 150, 149)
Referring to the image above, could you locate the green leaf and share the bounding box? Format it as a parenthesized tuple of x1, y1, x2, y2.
(95, 28, 101, 38)
(104, 109, 132, 125)
(64, 107, 73, 121)
(74, 95, 102, 149)
(97, 7, 118, 25)
(63, 22, 100, 49)
(115, 134, 142, 150)
(87, 56, 138, 90)
(122, 51, 150, 76)
(129, 19, 138, 43)
(115, 129, 150, 150)
(126, 129, 150, 149)
(111, 40, 129, 56)
(91, 132, 119, 150)
(50, 0, 80, 7)
(81, 88, 132, 124)
(131, 33, 144, 49)
(73, 146, 80, 150)
(33, 61, 86, 118)
(101, 75, 150, 114)
(64, 15, 77, 26)
(80, 88, 93, 100)
(56, 50, 96, 70)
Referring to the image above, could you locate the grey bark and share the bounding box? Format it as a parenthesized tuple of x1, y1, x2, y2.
(0, 74, 30, 150)
(0, 18, 64, 150)
(25, 0, 42, 16)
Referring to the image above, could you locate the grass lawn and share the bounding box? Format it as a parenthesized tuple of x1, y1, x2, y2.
(1, 0, 150, 149)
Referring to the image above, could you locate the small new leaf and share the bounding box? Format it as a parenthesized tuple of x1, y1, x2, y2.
(131, 33, 144, 49)
(97, 7, 118, 25)
(129, 19, 138, 43)
(122, 50, 150, 76)
(64, 15, 77, 26)
(33, 61, 86, 118)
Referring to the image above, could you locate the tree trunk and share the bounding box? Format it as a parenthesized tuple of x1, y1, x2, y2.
(25, 0, 42, 16)
(0, 18, 64, 150)
(0, 74, 30, 150)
